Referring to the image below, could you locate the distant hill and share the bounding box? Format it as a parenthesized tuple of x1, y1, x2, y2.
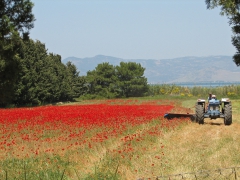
(62, 55, 240, 83)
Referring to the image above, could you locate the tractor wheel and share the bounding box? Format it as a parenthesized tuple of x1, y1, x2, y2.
(224, 104, 232, 126)
(196, 103, 204, 124)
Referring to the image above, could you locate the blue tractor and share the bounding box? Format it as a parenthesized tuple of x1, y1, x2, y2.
(195, 98, 232, 125)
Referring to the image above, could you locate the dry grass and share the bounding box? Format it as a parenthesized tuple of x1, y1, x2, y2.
(101, 99, 240, 179)
(128, 99, 240, 179)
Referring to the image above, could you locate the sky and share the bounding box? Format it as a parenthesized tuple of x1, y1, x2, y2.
(30, 0, 236, 60)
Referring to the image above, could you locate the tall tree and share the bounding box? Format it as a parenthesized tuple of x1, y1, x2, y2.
(206, 0, 240, 66)
(0, 0, 35, 105)
(86, 62, 118, 98)
(14, 40, 82, 105)
(116, 62, 148, 97)
(62, 61, 82, 100)
(0, 31, 21, 105)
(14, 39, 49, 105)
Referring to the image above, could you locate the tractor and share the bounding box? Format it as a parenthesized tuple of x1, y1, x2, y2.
(164, 97, 232, 126)
(195, 98, 232, 125)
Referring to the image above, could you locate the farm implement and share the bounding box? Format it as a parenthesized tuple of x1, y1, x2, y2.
(164, 98, 232, 125)
(164, 113, 196, 121)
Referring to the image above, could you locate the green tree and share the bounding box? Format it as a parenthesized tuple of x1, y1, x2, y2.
(116, 62, 148, 97)
(0, 0, 35, 105)
(0, 0, 35, 38)
(206, 0, 240, 66)
(205, 0, 240, 16)
(0, 31, 22, 105)
(62, 61, 82, 100)
(14, 39, 49, 105)
(86, 62, 118, 98)
(15, 39, 83, 105)
(76, 75, 88, 97)
(37, 53, 66, 103)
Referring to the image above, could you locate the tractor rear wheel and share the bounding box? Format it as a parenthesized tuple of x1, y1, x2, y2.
(196, 103, 204, 124)
(224, 104, 232, 125)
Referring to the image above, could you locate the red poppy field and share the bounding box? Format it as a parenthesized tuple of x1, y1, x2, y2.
(0, 99, 189, 179)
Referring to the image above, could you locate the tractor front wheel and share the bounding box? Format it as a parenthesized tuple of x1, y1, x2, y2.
(196, 103, 204, 124)
(224, 104, 232, 125)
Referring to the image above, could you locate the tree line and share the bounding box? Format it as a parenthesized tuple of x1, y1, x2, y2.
(0, 0, 148, 106)
(3, 0, 240, 106)
(1, 37, 149, 106)
(1, 38, 85, 106)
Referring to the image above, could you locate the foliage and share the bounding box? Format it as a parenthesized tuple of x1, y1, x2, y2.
(0, 31, 22, 105)
(205, 0, 240, 66)
(0, 0, 35, 106)
(205, 0, 240, 16)
(148, 84, 192, 97)
(116, 62, 149, 97)
(0, 0, 35, 38)
(85, 62, 149, 99)
(13, 39, 82, 105)
(0, 0, 85, 106)
(86, 62, 119, 98)
(148, 84, 240, 99)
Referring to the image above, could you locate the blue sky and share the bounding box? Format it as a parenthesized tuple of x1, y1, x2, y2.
(30, 0, 235, 60)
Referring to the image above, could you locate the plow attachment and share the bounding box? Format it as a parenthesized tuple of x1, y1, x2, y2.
(164, 113, 196, 121)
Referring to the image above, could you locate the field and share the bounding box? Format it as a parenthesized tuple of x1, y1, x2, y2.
(0, 97, 240, 179)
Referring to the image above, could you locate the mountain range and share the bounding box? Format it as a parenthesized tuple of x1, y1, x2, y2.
(62, 55, 240, 83)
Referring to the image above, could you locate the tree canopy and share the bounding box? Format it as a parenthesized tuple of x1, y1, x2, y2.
(205, 0, 240, 16)
(13, 39, 83, 105)
(116, 62, 148, 97)
(85, 62, 149, 99)
(206, 0, 240, 66)
(0, 0, 35, 39)
(0, 0, 35, 105)
(86, 62, 118, 98)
